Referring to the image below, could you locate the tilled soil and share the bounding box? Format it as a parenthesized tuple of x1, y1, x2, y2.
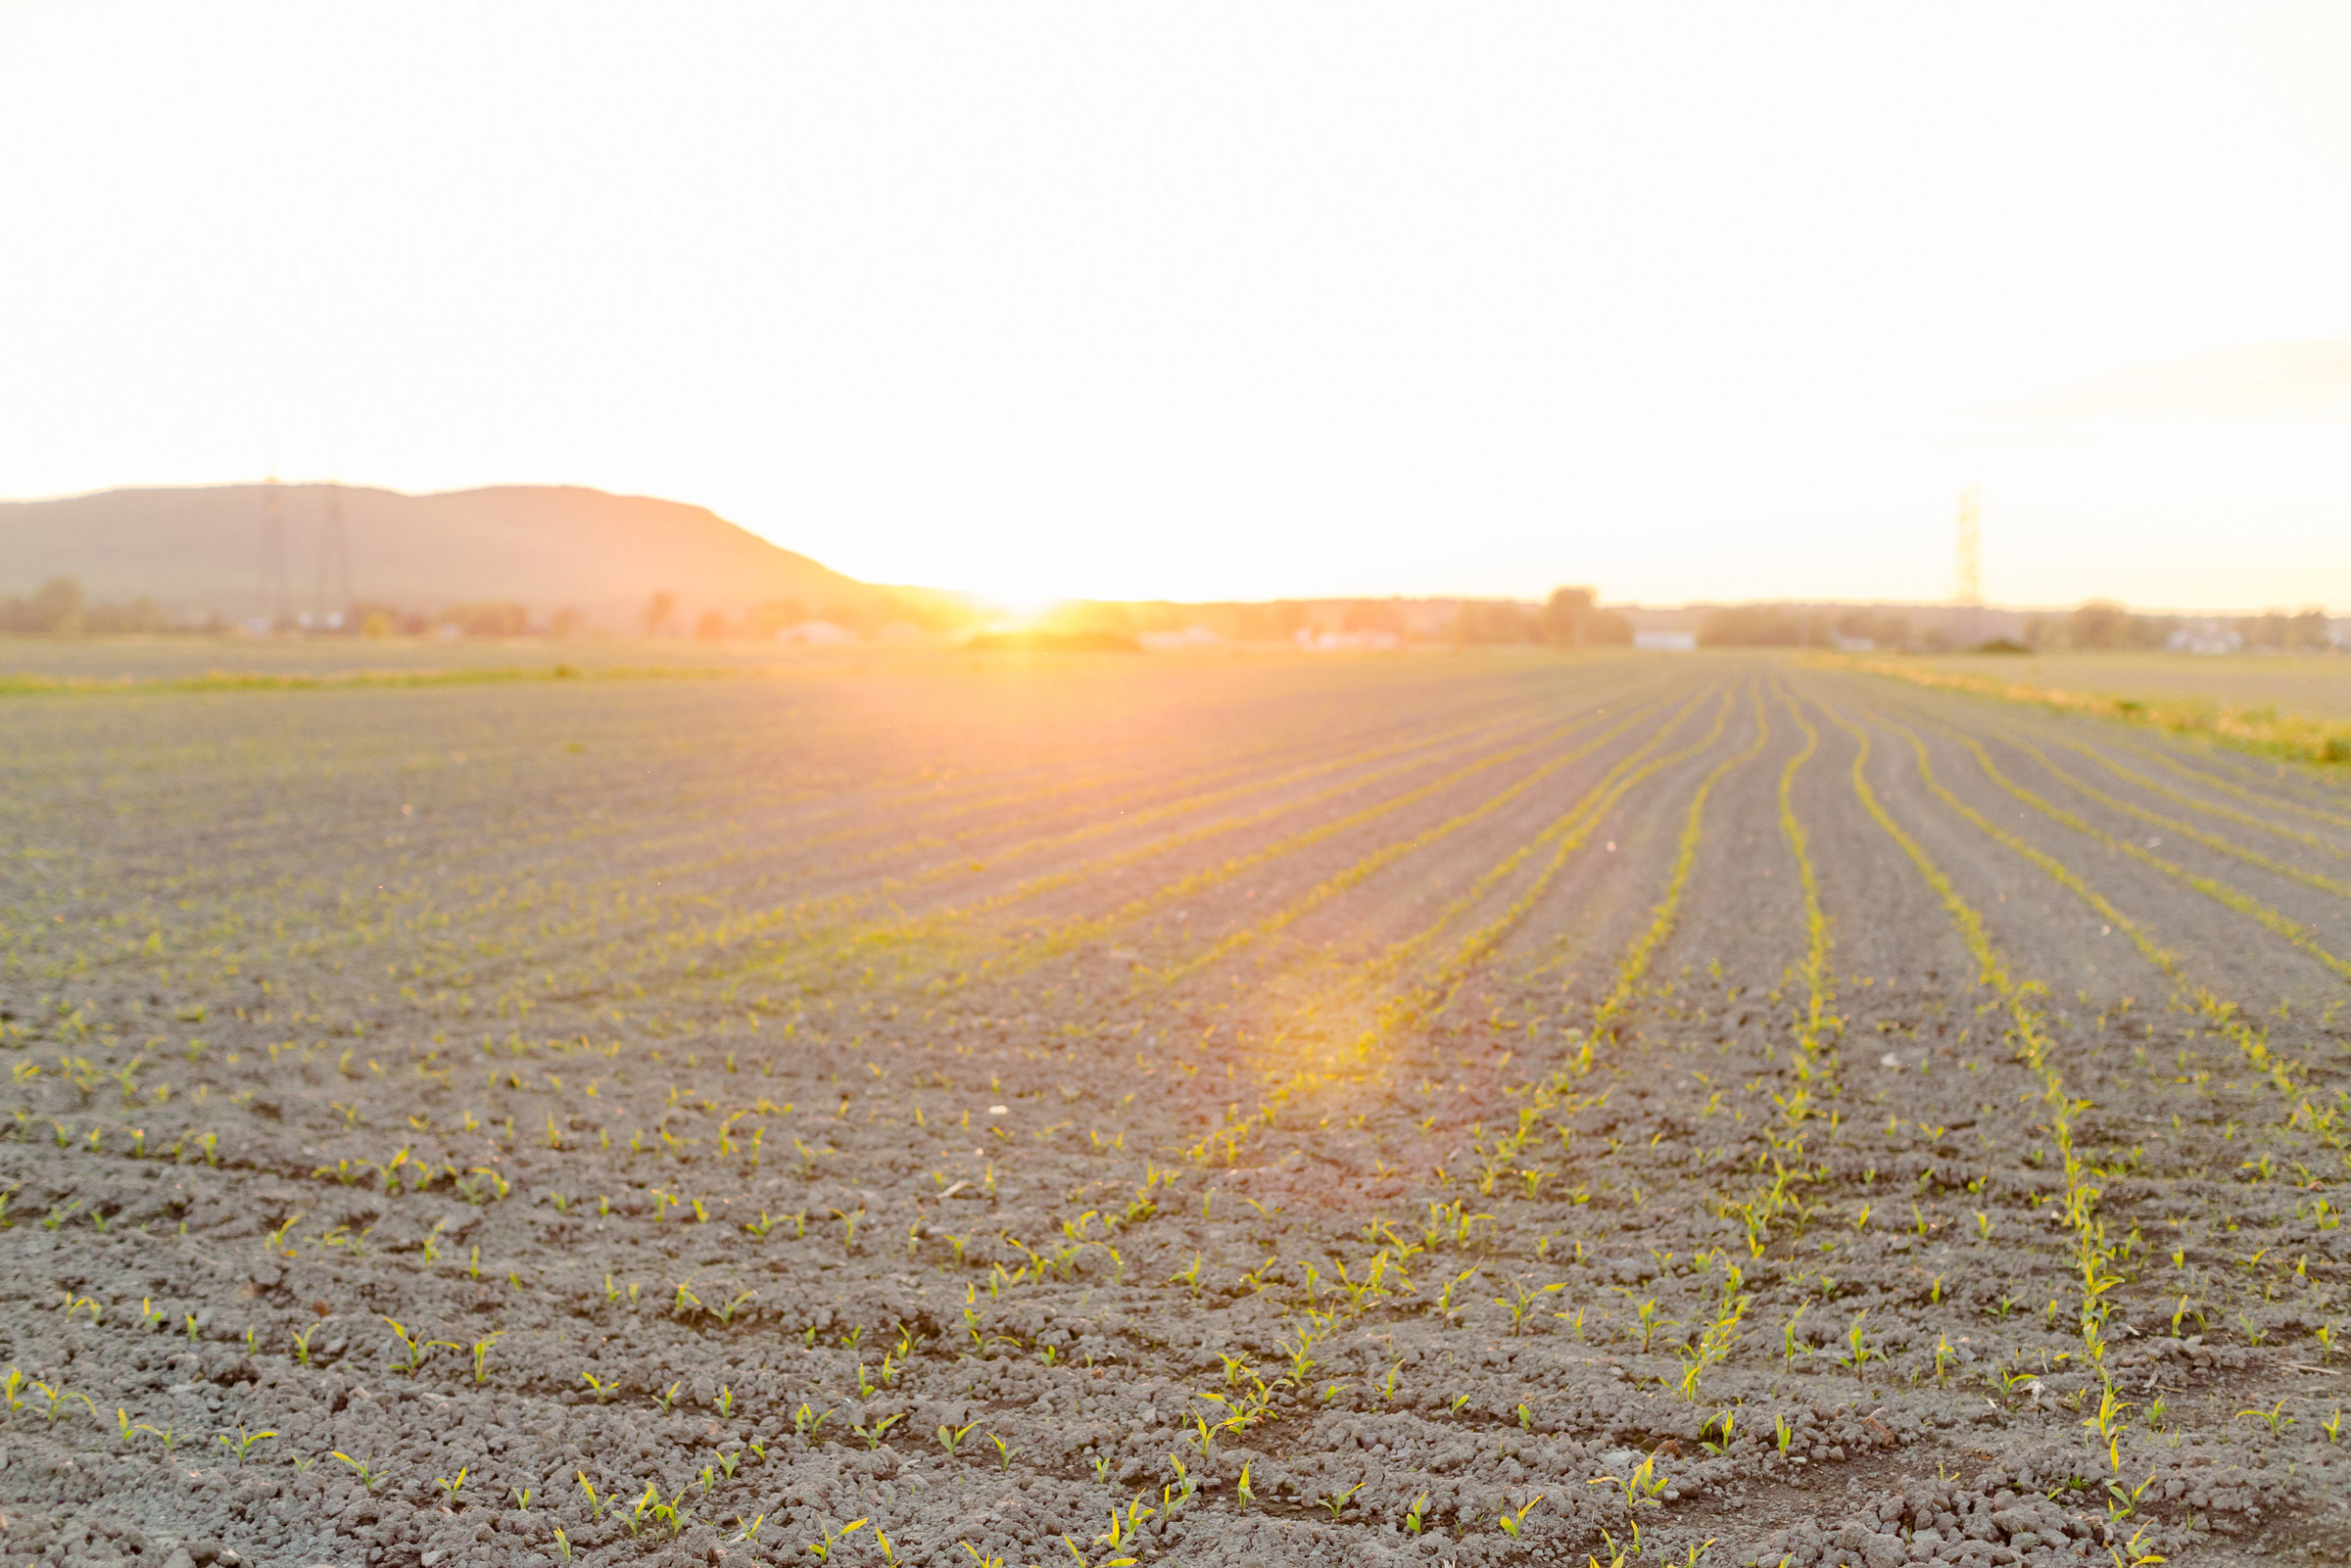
(3, 650, 2348, 1568)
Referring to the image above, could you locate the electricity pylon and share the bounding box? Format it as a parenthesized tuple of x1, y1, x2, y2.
(1954, 485, 1982, 607)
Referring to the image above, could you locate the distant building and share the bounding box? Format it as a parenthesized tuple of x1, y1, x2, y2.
(777, 620, 856, 645)
(1295, 628, 1402, 652)
(2166, 619, 2242, 655)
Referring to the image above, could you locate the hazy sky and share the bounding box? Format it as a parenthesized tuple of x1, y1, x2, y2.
(5, 4, 2348, 611)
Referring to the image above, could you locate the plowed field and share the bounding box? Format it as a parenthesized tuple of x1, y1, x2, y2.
(4, 652, 2348, 1568)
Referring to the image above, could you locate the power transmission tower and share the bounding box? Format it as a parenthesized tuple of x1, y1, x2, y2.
(260, 472, 291, 629)
(316, 481, 353, 626)
(1954, 485, 1982, 607)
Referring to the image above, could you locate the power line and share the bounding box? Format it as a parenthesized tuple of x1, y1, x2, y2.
(317, 482, 353, 624)
(260, 472, 290, 627)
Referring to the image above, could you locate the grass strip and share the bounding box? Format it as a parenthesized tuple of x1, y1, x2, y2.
(1841, 657, 2351, 771)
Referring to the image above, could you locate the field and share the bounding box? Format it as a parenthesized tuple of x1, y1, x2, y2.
(4, 646, 2350, 1568)
(1889, 653, 2351, 726)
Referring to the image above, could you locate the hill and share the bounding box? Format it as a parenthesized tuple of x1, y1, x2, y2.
(0, 483, 888, 628)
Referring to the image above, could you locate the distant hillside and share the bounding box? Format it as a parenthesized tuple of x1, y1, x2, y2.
(0, 483, 888, 627)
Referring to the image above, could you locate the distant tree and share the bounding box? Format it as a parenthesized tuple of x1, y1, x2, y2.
(82, 597, 168, 634)
(2289, 607, 2332, 649)
(643, 590, 677, 638)
(447, 602, 529, 637)
(747, 598, 809, 637)
(2068, 600, 2132, 650)
(1453, 601, 1536, 645)
(1698, 606, 1805, 646)
(549, 606, 586, 639)
(1341, 599, 1408, 636)
(1539, 587, 1597, 645)
(1537, 587, 1633, 647)
(2, 577, 87, 634)
(694, 609, 730, 641)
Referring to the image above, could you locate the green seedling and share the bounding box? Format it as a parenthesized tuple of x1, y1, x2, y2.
(714, 1289, 756, 1324)
(2239, 1400, 2294, 1436)
(795, 1402, 832, 1439)
(217, 1426, 276, 1464)
(553, 1528, 571, 1561)
(577, 1472, 607, 1521)
(1404, 1492, 1429, 1536)
(437, 1467, 467, 1504)
(1096, 1496, 1154, 1553)
(991, 1432, 1017, 1472)
(937, 1419, 977, 1457)
(620, 1482, 657, 1538)
(2322, 1410, 2343, 1444)
(1380, 1360, 1404, 1402)
(1774, 1414, 1795, 1455)
(1833, 1311, 1878, 1377)
(2105, 1472, 2158, 1523)
(1497, 1493, 1545, 1539)
(381, 1316, 454, 1375)
(34, 1383, 92, 1425)
(1437, 1267, 1480, 1324)
(137, 1424, 181, 1453)
(332, 1451, 384, 1490)
(1592, 1453, 1670, 1514)
(582, 1371, 618, 1403)
(651, 1380, 682, 1413)
(1319, 1481, 1365, 1520)
(853, 1412, 903, 1449)
(470, 1332, 502, 1385)
(511, 1487, 532, 1509)
(1495, 1278, 1566, 1336)
(116, 1406, 134, 1445)
(805, 1515, 869, 1563)
(1235, 1460, 1255, 1510)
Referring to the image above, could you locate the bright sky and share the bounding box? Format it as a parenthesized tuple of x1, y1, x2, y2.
(5, 4, 2348, 611)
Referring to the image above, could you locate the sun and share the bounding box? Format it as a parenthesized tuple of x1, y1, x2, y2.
(984, 591, 1068, 625)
